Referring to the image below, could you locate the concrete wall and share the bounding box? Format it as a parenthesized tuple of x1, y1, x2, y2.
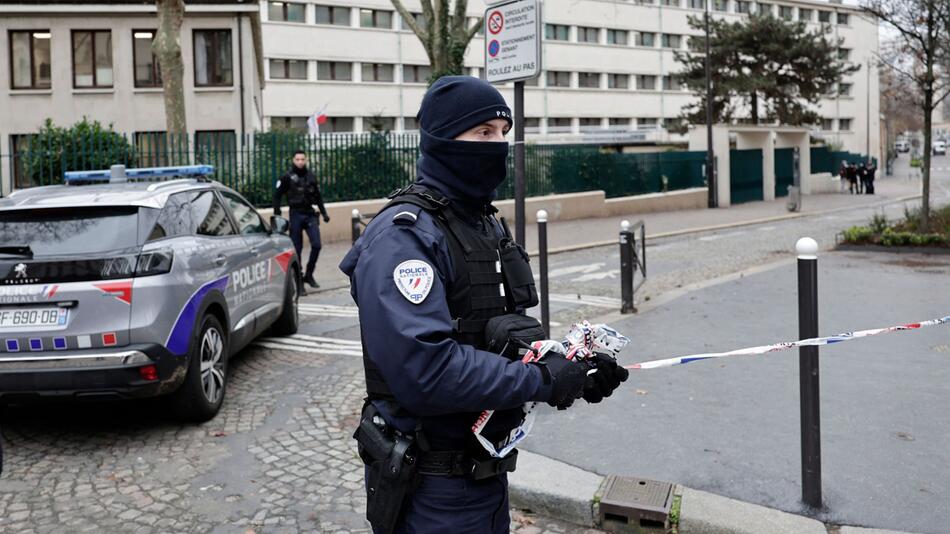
(259, 187, 708, 244)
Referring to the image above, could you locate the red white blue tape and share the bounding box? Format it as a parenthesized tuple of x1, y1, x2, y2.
(625, 315, 950, 370)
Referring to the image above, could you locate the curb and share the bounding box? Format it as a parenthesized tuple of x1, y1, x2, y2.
(508, 450, 921, 534)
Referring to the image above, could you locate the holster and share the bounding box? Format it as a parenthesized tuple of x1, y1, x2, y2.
(498, 219, 539, 309)
(353, 404, 421, 534)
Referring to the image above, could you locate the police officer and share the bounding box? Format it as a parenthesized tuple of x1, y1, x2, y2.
(273, 150, 329, 288)
(341, 76, 629, 533)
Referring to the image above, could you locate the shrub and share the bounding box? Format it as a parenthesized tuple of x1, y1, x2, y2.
(869, 212, 888, 233)
(842, 226, 875, 244)
(17, 118, 135, 187)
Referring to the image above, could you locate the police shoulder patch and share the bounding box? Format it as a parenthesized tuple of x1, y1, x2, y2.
(275, 179, 281, 189)
(393, 259, 434, 304)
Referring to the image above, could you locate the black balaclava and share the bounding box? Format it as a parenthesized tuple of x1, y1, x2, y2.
(415, 76, 513, 209)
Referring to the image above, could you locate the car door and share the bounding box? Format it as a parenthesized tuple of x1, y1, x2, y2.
(218, 190, 281, 336)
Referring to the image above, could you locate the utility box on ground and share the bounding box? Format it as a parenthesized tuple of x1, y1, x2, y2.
(598, 476, 673, 533)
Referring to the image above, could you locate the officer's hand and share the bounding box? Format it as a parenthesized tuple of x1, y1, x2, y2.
(582, 353, 629, 404)
(532, 354, 588, 410)
(323, 214, 331, 223)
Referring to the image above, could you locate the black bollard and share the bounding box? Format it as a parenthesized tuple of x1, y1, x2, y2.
(620, 220, 635, 314)
(351, 209, 361, 244)
(537, 210, 550, 337)
(797, 237, 822, 508)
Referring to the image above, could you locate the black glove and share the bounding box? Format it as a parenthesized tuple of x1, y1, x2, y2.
(323, 214, 331, 223)
(533, 355, 588, 410)
(582, 353, 629, 404)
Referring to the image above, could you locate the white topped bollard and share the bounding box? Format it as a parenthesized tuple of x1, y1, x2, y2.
(795, 236, 822, 509)
(537, 209, 550, 336)
(351, 209, 362, 244)
(621, 219, 631, 233)
(620, 220, 635, 314)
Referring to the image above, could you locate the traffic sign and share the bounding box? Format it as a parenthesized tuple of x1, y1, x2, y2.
(484, 0, 541, 84)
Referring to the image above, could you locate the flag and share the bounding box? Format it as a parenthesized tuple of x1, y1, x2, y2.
(307, 103, 329, 135)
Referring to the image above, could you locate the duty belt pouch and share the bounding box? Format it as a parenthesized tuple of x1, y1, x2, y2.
(353, 405, 421, 533)
(499, 237, 539, 309)
(484, 314, 546, 359)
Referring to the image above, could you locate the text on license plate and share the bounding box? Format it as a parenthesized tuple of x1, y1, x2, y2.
(0, 307, 69, 331)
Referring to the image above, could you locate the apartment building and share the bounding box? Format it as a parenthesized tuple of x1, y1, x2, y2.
(0, 0, 265, 195)
(259, 0, 880, 159)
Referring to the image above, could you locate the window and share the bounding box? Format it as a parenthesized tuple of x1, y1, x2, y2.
(0, 207, 140, 257)
(270, 59, 308, 80)
(524, 75, 539, 87)
(10, 31, 51, 89)
(713, 0, 728, 12)
(661, 0, 680, 6)
(636, 32, 655, 47)
(662, 75, 682, 91)
(799, 8, 812, 21)
(132, 31, 162, 88)
(268, 1, 306, 22)
(757, 3, 772, 16)
(607, 29, 628, 45)
(836, 12, 849, 25)
(194, 30, 233, 87)
(360, 9, 393, 29)
(578, 72, 600, 88)
(838, 83, 852, 96)
(609, 118, 630, 128)
(362, 63, 394, 82)
(778, 6, 793, 20)
(271, 116, 308, 132)
(546, 71, 571, 87)
(838, 118, 852, 130)
(195, 130, 236, 165)
(323, 117, 354, 132)
(193, 192, 236, 237)
(523, 118, 540, 131)
(72, 30, 113, 88)
(403, 64, 431, 84)
(135, 132, 170, 167)
(608, 73, 629, 89)
(736, 1, 751, 14)
(820, 118, 834, 131)
(545, 24, 569, 41)
(317, 61, 352, 81)
(820, 82, 834, 95)
(837, 48, 851, 61)
(637, 75, 657, 90)
(818, 10, 831, 23)
(579, 118, 601, 129)
(400, 12, 426, 30)
(548, 118, 572, 129)
(404, 116, 419, 131)
(316, 5, 350, 25)
(661, 34, 681, 49)
(221, 192, 266, 235)
(687, 35, 706, 51)
(10, 134, 37, 188)
(366, 116, 396, 132)
(149, 192, 198, 240)
(577, 26, 599, 43)
(638, 118, 659, 129)
(688, 0, 705, 9)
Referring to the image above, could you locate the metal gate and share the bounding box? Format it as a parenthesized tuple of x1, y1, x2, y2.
(774, 148, 795, 198)
(729, 149, 763, 204)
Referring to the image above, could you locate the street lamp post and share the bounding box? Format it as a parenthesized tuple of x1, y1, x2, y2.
(705, 3, 717, 208)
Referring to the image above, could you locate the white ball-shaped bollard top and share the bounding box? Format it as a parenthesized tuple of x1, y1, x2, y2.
(796, 237, 818, 259)
(351, 208, 361, 218)
(621, 220, 631, 232)
(537, 209, 548, 223)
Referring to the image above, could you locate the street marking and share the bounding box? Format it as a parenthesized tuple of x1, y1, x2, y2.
(254, 334, 363, 356)
(758, 226, 777, 231)
(549, 293, 622, 309)
(698, 230, 747, 242)
(570, 269, 619, 282)
(298, 303, 359, 318)
(547, 263, 605, 279)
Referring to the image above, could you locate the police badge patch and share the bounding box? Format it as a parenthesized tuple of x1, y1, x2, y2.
(393, 260, 434, 304)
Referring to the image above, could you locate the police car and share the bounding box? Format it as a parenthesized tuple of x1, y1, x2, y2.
(0, 165, 300, 421)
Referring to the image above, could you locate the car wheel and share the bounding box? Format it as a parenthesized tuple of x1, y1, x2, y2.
(270, 270, 299, 336)
(170, 314, 228, 422)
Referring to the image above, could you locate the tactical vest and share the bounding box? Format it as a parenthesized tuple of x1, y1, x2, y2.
(362, 185, 539, 406)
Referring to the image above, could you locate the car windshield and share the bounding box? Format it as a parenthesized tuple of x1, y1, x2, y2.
(0, 207, 140, 257)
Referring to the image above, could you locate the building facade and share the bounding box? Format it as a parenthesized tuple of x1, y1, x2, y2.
(0, 0, 265, 195)
(259, 0, 880, 159)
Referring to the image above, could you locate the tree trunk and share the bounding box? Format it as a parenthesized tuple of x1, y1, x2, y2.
(750, 91, 759, 124)
(922, 86, 932, 232)
(154, 0, 187, 135)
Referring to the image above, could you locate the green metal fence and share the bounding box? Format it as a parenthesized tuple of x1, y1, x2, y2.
(810, 146, 876, 175)
(6, 131, 708, 206)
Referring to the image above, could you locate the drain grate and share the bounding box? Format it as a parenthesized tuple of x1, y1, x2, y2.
(599, 475, 673, 531)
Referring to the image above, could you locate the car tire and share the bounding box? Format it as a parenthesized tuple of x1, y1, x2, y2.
(170, 314, 228, 423)
(270, 269, 299, 336)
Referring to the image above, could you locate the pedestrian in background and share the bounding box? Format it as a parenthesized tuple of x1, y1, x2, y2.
(846, 162, 858, 194)
(857, 162, 868, 194)
(838, 161, 848, 193)
(865, 161, 877, 194)
(273, 150, 330, 289)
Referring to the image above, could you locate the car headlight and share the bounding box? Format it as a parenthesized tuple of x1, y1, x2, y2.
(135, 250, 174, 277)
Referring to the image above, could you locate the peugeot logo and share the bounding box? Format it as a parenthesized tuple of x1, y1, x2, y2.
(14, 263, 27, 279)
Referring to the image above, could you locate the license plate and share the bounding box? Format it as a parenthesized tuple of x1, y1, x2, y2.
(0, 307, 69, 331)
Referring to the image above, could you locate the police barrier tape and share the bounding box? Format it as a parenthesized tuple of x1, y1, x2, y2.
(624, 315, 950, 370)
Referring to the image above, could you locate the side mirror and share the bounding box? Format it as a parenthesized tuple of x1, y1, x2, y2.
(271, 215, 290, 235)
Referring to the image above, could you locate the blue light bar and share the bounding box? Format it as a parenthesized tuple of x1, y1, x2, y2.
(64, 165, 215, 184)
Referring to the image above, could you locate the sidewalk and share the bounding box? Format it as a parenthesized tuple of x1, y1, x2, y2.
(303, 174, 922, 292)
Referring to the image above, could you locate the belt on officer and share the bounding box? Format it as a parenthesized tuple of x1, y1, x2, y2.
(417, 449, 518, 480)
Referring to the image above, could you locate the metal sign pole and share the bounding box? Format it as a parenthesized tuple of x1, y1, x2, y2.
(515, 81, 526, 247)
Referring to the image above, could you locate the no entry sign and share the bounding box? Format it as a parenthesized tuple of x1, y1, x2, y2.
(484, 0, 541, 84)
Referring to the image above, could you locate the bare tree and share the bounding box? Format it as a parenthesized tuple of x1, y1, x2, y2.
(154, 0, 188, 134)
(864, 0, 950, 230)
(391, 0, 483, 82)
